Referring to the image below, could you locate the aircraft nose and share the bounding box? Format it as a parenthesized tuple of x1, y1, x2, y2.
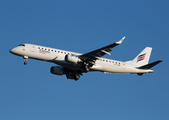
(9, 47, 17, 54)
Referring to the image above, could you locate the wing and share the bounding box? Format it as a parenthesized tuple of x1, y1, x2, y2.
(79, 37, 125, 60)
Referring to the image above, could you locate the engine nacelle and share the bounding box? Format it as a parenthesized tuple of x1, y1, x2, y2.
(50, 66, 64, 75)
(65, 54, 81, 64)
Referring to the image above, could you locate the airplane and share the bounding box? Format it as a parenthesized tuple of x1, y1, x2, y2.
(9, 37, 162, 80)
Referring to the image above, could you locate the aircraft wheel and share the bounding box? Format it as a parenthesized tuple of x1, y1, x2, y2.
(24, 61, 27, 65)
(74, 74, 80, 81)
(84, 66, 90, 73)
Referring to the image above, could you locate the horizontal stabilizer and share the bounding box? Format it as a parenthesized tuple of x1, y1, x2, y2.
(137, 60, 163, 69)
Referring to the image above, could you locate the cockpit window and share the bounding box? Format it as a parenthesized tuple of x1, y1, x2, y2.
(19, 44, 25, 46)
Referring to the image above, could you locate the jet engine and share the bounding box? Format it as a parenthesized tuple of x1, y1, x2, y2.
(50, 66, 81, 80)
(50, 66, 64, 75)
(65, 54, 81, 64)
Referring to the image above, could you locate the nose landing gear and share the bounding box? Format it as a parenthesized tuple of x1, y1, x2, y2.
(24, 61, 27, 65)
(23, 56, 28, 65)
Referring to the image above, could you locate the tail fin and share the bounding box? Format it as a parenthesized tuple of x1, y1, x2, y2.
(130, 47, 152, 67)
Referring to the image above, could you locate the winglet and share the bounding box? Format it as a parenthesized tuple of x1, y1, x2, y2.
(116, 36, 125, 44)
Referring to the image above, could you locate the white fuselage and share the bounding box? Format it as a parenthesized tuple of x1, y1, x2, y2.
(10, 44, 153, 74)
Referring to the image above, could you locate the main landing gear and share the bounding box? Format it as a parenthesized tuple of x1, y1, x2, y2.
(74, 74, 80, 81)
(83, 62, 93, 73)
(23, 56, 28, 65)
(84, 66, 90, 73)
(66, 72, 82, 81)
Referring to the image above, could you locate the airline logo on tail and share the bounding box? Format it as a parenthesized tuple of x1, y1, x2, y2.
(137, 53, 146, 63)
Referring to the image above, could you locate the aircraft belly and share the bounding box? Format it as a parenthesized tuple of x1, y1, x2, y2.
(98, 63, 141, 74)
(101, 63, 122, 73)
(90, 65, 102, 71)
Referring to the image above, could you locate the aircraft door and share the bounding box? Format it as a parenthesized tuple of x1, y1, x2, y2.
(122, 63, 126, 70)
(30, 45, 36, 52)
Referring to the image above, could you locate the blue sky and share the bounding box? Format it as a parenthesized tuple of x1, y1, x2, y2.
(0, 0, 169, 120)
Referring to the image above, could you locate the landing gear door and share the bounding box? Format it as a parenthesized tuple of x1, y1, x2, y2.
(31, 45, 36, 52)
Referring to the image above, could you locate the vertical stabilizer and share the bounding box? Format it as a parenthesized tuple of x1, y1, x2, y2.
(131, 47, 152, 67)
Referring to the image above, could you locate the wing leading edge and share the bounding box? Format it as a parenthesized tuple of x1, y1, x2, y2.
(79, 36, 125, 60)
